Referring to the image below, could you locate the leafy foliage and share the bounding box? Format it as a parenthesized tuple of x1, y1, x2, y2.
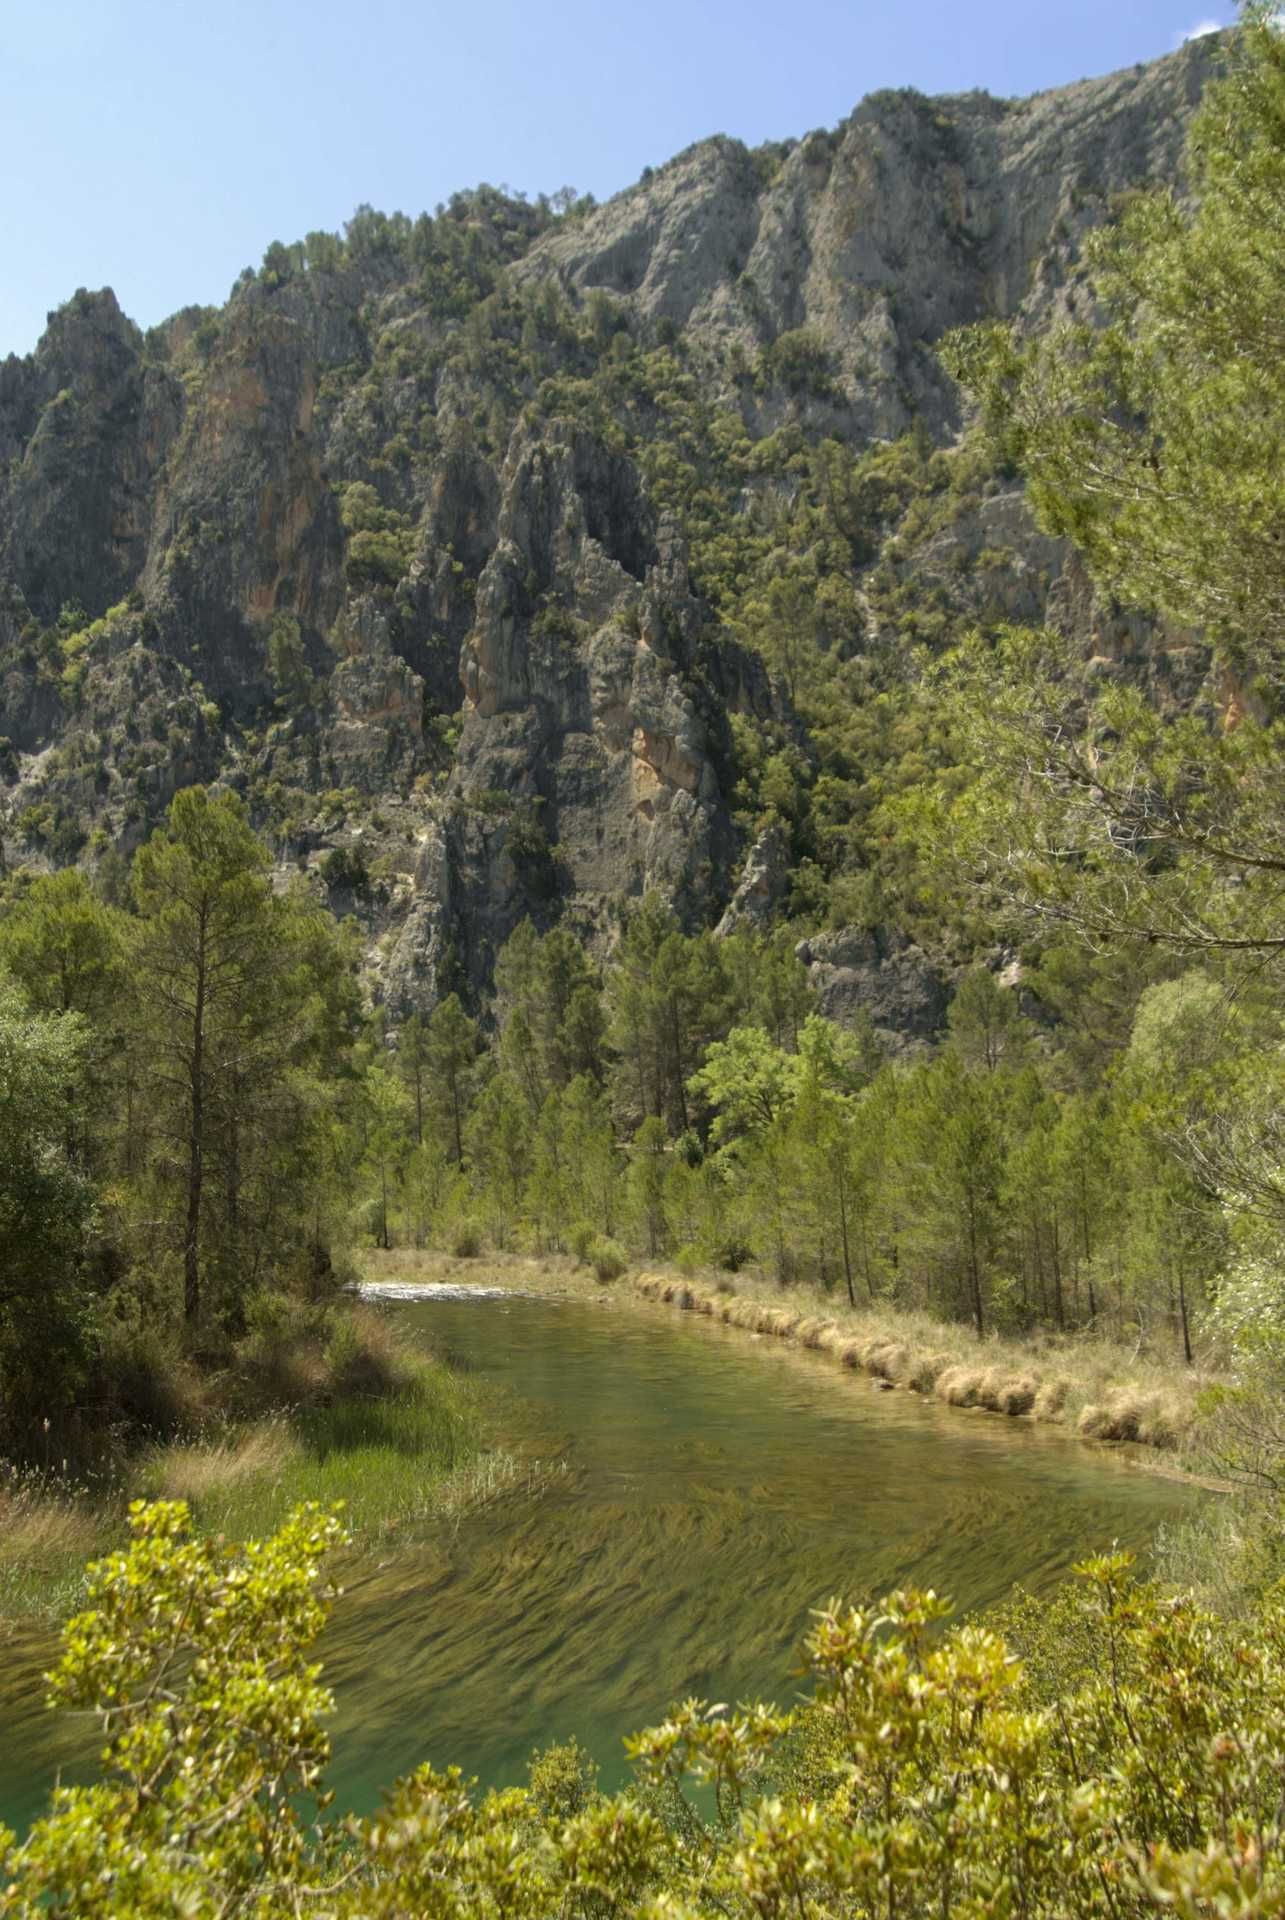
(7, 1509, 1285, 1917)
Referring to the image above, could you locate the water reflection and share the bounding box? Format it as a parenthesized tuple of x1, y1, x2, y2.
(0, 1293, 1199, 1829)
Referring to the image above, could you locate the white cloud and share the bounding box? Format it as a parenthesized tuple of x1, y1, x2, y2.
(1176, 15, 1224, 41)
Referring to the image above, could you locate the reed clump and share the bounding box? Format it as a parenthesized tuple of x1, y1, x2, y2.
(1034, 1380, 1069, 1422)
(907, 1351, 954, 1394)
(936, 1366, 983, 1408)
(865, 1340, 909, 1382)
(997, 1377, 1038, 1417)
(616, 1265, 1202, 1458)
(0, 1467, 102, 1566)
(0, 1464, 107, 1619)
(1078, 1391, 1180, 1450)
(350, 1251, 1205, 1463)
(140, 1419, 298, 1506)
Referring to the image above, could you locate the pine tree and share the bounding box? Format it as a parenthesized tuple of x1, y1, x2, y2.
(627, 1116, 669, 1259)
(424, 995, 480, 1165)
(0, 975, 93, 1435)
(128, 789, 341, 1328)
(895, 1050, 1008, 1336)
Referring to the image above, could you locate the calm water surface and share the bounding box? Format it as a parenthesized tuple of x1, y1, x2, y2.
(0, 1292, 1198, 1829)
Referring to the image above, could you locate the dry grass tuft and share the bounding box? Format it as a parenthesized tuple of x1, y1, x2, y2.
(1136, 1397, 1180, 1450)
(142, 1420, 299, 1505)
(907, 1351, 954, 1394)
(0, 1473, 101, 1572)
(936, 1366, 984, 1409)
(800, 1319, 839, 1351)
(977, 1367, 1011, 1412)
(864, 1340, 909, 1382)
(997, 1377, 1037, 1417)
(1034, 1380, 1069, 1422)
(1078, 1389, 1180, 1450)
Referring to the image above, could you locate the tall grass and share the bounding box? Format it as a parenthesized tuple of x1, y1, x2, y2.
(131, 1359, 497, 1544)
(0, 1301, 516, 1623)
(0, 1465, 109, 1622)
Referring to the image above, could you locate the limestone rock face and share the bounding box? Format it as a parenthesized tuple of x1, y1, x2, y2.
(326, 596, 426, 791)
(716, 823, 791, 937)
(796, 927, 950, 1051)
(0, 290, 181, 624)
(444, 424, 750, 981)
(141, 300, 347, 710)
(380, 820, 455, 1015)
(0, 38, 1222, 1027)
(526, 40, 1216, 437)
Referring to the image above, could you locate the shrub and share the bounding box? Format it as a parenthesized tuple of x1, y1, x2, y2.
(324, 1309, 401, 1399)
(569, 1220, 596, 1265)
(715, 1235, 754, 1273)
(450, 1218, 483, 1259)
(588, 1236, 627, 1283)
(13, 1516, 1285, 1920)
(526, 1737, 598, 1825)
(319, 844, 368, 894)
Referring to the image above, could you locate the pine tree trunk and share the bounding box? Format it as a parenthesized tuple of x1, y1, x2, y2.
(184, 905, 208, 1328)
(967, 1205, 984, 1338)
(836, 1165, 856, 1308)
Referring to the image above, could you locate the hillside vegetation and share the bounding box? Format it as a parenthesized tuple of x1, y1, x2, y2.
(7, 8, 1285, 1907)
(3, 1502, 1285, 1916)
(2, 14, 1284, 1529)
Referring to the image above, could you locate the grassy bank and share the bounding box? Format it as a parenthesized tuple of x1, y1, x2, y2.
(628, 1268, 1209, 1454)
(0, 1301, 522, 1627)
(356, 1247, 1216, 1463)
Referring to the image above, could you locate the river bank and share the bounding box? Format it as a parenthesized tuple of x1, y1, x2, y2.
(0, 1281, 1199, 1839)
(356, 1248, 1221, 1472)
(0, 1300, 523, 1628)
(1, 1241, 1220, 1627)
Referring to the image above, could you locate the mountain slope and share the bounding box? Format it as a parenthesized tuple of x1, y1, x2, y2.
(0, 36, 1221, 1023)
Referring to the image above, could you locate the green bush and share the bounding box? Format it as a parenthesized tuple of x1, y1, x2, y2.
(588, 1235, 627, 1283)
(10, 1516, 1285, 1919)
(569, 1220, 596, 1264)
(450, 1218, 483, 1259)
(319, 844, 369, 894)
(525, 1737, 598, 1826)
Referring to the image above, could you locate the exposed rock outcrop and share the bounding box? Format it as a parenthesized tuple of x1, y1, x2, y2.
(716, 824, 791, 937)
(796, 927, 950, 1050)
(526, 40, 1216, 435)
(0, 38, 1225, 1025)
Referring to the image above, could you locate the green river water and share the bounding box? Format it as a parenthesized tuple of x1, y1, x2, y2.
(0, 1288, 1198, 1832)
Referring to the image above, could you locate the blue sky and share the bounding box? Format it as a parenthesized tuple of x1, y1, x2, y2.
(2, 0, 1235, 358)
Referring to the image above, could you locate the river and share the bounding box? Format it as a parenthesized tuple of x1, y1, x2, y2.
(0, 1289, 1197, 1831)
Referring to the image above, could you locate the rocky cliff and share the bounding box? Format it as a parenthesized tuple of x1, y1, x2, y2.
(0, 37, 1221, 1025)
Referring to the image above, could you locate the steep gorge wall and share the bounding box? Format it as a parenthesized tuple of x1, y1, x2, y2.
(0, 36, 1220, 1021)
